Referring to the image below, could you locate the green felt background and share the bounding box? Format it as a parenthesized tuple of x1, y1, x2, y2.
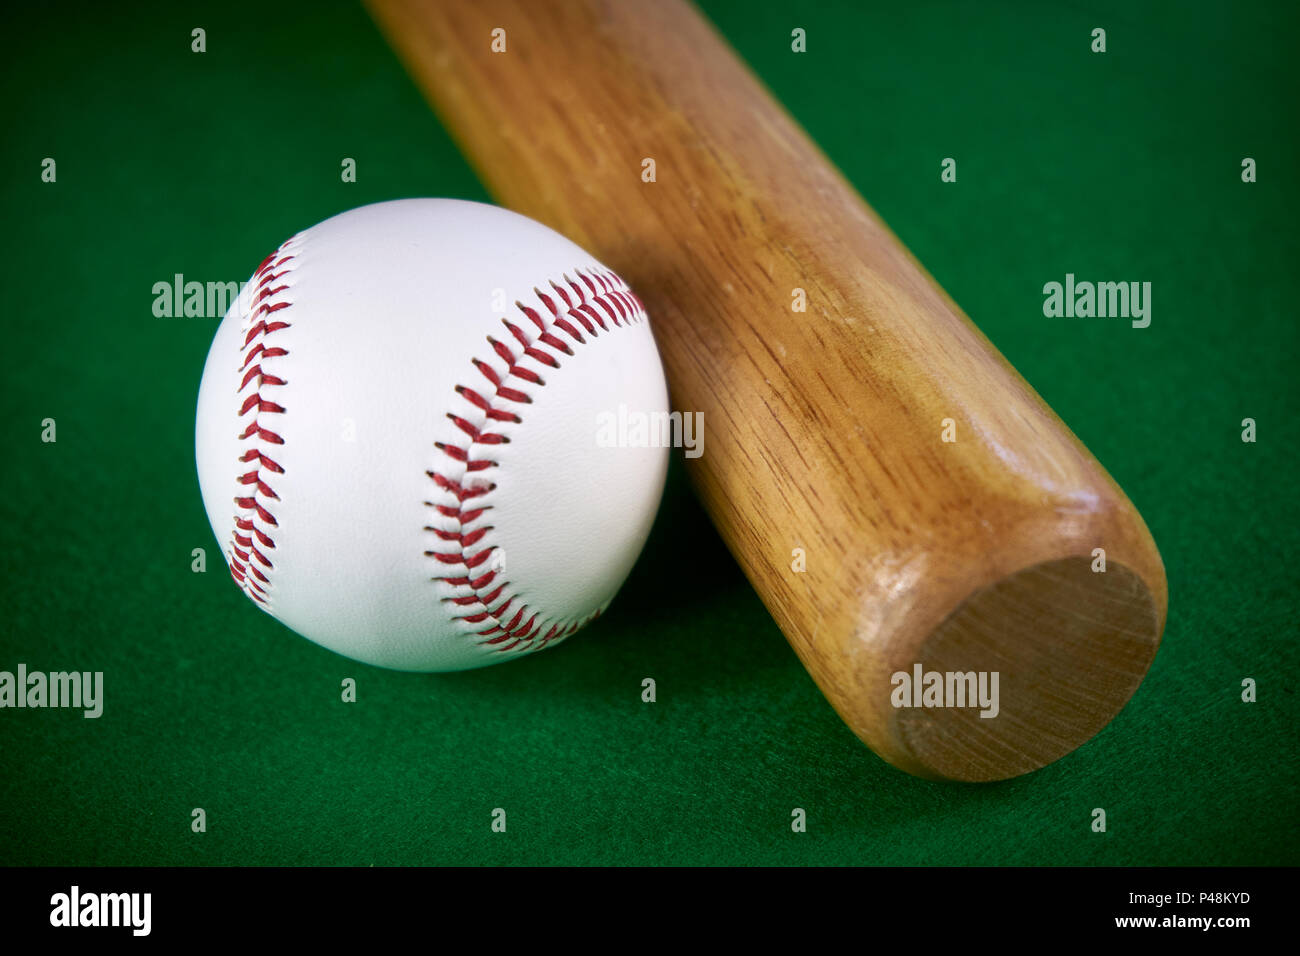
(1, 0, 1296, 866)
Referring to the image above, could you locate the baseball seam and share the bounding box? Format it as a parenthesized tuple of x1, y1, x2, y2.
(227, 237, 302, 608)
(424, 267, 648, 654)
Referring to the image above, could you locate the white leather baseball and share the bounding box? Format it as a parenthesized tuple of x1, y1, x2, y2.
(195, 199, 669, 671)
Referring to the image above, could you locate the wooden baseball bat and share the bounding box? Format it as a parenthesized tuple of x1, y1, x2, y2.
(366, 0, 1167, 781)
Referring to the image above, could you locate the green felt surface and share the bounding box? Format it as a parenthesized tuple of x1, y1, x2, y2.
(1, 0, 1296, 866)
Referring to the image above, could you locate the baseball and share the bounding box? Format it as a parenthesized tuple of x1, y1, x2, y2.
(195, 199, 669, 671)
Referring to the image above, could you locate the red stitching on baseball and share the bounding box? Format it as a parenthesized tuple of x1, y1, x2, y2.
(424, 267, 645, 653)
(228, 244, 298, 606)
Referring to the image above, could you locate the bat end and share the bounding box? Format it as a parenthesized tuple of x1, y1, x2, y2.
(883, 555, 1163, 783)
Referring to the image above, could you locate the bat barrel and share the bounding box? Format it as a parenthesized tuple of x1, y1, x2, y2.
(369, 0, 1167, 781)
